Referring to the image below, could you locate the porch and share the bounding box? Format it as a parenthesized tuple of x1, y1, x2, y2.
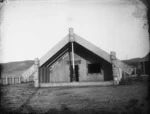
(39, 81, 114, 87)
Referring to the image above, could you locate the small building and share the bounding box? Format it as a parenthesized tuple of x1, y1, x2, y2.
(140, 52, 149, 76)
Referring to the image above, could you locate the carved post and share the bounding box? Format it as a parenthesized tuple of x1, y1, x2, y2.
(34, 58, 39, 87)
(110, 51, 119, 85)
(69, 28, 75, 81)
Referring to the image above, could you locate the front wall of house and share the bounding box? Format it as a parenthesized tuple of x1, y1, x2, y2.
(49, 52, 70, 83)
(48, 52, 105, 83)
(40, 50, 113, 83)
(74, 54, 104, 82)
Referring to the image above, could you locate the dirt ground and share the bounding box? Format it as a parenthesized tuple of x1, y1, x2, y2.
(0, 81, 149, 114)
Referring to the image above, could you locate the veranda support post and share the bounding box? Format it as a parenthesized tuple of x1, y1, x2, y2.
(34, 58, 39, 87)
(69, 28, 75, 82)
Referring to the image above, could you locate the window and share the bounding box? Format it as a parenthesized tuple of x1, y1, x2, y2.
(88, 63, 101, 73)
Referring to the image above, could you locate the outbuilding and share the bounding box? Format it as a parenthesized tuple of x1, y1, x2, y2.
(140, 52, 149, 76)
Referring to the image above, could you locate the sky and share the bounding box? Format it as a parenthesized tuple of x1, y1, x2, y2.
(0, 0, 149, 63)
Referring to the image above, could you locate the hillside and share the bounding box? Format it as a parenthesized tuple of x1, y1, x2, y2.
(1, 60, 34, 78)
(122, 58, 141, 67)
(122, 52, 149, 67)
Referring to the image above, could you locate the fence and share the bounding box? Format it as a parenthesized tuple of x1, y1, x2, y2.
(0, 75, 34, 85)
(0, 76, 21, 85)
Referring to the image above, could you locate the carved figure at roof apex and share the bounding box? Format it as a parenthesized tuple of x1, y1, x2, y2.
(69, 28, 74, 36)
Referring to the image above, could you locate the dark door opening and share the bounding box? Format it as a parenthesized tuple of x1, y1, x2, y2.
(70, 65, 79, 82)
(75, 65, 79, 82)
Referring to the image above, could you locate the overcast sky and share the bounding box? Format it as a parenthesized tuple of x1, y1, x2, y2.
(0, 0, 149, 63)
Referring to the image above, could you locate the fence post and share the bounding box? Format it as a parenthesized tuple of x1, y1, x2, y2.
(11, 77, 12, 84)
(10, 77, 11, 84)
(8, 77, 9, 84)
(2, 78, 4, 85)
(14, 77, 16, 84)
(20, 77, 22, 83)
(11, 77, 14, 84)
(18, 76, 21, 84)
(6, 77, 8, 85)
(13, 77, 15, 84)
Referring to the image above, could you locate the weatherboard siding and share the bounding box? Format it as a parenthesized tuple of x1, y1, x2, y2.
(49, 52, 70, 83)
(74, 53, 104, 82)
(40, 52, 105, 83)
(39, 50, 113, 83)
(39, 67, 50, 83)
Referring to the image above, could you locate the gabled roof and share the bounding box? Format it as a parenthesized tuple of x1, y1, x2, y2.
(39, 28, 111, 67)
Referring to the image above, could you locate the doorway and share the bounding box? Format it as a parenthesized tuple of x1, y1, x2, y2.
(75, 65, 79, 82)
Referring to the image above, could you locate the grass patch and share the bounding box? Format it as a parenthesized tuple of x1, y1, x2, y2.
(0, 81, 148, 114)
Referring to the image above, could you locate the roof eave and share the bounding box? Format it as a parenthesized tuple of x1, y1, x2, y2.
(74, 34, 111, 63)
(39, 35, 69, 66)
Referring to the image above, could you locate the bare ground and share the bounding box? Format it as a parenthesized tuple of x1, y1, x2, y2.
(0, 81, 149, 114)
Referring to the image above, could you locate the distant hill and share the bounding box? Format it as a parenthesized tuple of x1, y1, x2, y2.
(1, 60, 34, 78)
(122, 58, 141, 67)
(122, 52, 149, 67)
